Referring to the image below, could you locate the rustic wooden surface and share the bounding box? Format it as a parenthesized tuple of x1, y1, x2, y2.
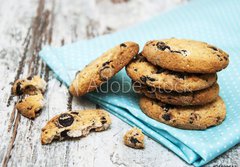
(0, 0, 239, 167)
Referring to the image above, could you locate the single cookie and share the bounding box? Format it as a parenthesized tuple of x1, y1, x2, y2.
(142, 39, 229, 73)
(123, 127, 144, 149)
(133, 82, 219, 106)
(12, 76, 47, 95)
(41, 109, 111, 144)
(69, 42, 139, 96)
(126, 54, 217, 92)
(16, 94, 44, 119)
(139, 96, 226, 130)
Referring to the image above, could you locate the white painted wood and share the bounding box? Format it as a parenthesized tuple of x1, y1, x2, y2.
(0, 0, 239, 167)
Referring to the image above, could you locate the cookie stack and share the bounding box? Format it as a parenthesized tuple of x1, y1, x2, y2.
(126, 38, 229, 130)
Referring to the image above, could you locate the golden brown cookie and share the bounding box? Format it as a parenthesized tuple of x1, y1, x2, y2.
(41, 109, 111, 144)
(16, 94, 44, 119)
(142, 39, 229, 73)
(12, 76, 46, 95)
(123, 127, 144, 149)
(139, 96, 226, 130)
(133, 82, 219, 106)
(126, 54, 217, 92)
(69, 42, 139, 96)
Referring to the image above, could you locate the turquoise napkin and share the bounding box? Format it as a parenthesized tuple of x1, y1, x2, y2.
(40, 0, 240, 166)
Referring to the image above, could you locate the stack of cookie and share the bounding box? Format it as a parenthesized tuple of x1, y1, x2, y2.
(126, 38, 229, 130)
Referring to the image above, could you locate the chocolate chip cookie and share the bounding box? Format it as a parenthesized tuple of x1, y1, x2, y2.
(142, 38, 229, 73)
(126, 54, 217, 92)
(12, 76, 46, 95)
(16, 94, 44, 119)
(139, 96, 226, 130)
(133, 82, 219, 106)
(41, 109, 111, 144)
(69, 42, 139, 96)
(124, 127, 144, 149)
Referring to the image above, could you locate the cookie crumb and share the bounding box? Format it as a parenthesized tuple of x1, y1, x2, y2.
(123, 127, 144, 149)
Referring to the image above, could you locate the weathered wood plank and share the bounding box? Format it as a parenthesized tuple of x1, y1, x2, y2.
(0, 0, 239, 167)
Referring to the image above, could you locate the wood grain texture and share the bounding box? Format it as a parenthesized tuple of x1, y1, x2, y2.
(0, 0, 239, 167)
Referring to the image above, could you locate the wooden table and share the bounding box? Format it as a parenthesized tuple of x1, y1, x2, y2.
(1, 0, 239, 166)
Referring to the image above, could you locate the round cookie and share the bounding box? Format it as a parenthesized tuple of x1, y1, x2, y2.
(16, 93, 44, 119)
(133, 82, 219, 106)
(142, 38, 229, 73)
(139, 96, 226, 130)
(69, 42, 139, 96)
(126, 54, 217, 92)
(41, 109, 111, 144)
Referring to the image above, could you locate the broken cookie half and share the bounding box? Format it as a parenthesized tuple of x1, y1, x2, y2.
(16, 94, 44, 119)
(12, 75, 46, 95)
(12, 75, 47, 119)
(41, 109, 111, 144)
(124, 127, 145, 149)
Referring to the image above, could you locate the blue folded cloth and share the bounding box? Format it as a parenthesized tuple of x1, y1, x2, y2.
(40, 0, 240, 166)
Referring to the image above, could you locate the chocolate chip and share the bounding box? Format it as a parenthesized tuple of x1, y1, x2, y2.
(189, 113, 200, 123)
(35, 109, 42, 114)
(162, 104, 174, 112)
(180, 50, 188, 56)
(162, 114, 171, 121)
(60, 130, 70, 138)
(75, 70, 81, 77)
(217, 55, 223, 61)
(102, 60, 112, 67)
(140, 76, 147, 83)
(189, 118, 194, 124)
(224, 56, 228, 61)
(18, 98, 23, 103)
(27, 106, 33, 110)
(99, 66, 112, 81)
(101, 116, 107, 124)
(216, 116, 221, 123)
(172, 50, 188, 56)
(120, 43, 127, 47)
(58, 113, 74, 127)
(134, 68, 138, 72)
(16, 82, 23, 95)
(130, 137, 140, 144)
(209, 46, 218, 51)
(27, 76, 33, 80)
(146, 76, 156, 82)
(70, 111, 79, 115)
(156, 42, 171, 51)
